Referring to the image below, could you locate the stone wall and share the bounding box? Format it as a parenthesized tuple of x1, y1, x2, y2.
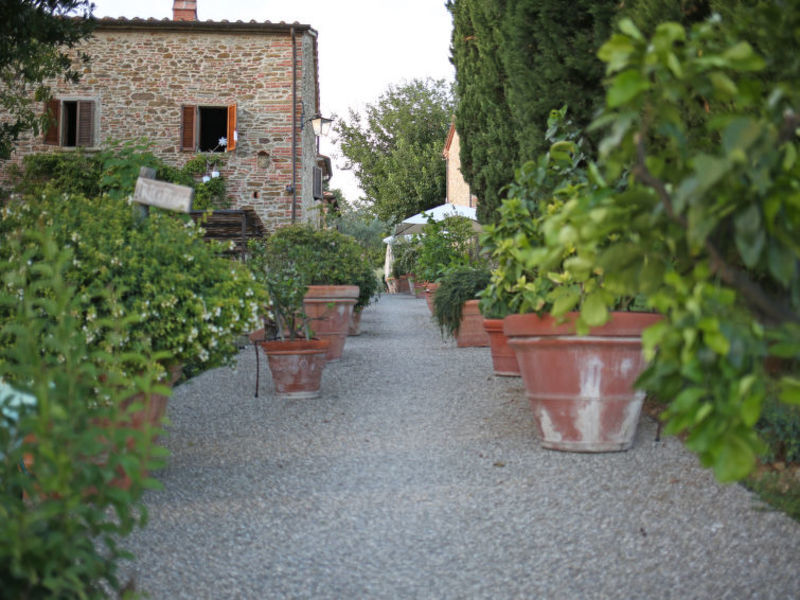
(0, 23, 320, 232)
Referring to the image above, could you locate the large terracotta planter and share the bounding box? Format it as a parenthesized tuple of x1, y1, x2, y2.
(425, 282, 439, 314)
(303, 285, 359, 360)
(259, 338, 329, 399)
(455, 300, 490, 347)
(414, 280, 428, 299)
(483, 318, 520, 376)
(504, 312, 662, 453)
(397, 275, 410, 294)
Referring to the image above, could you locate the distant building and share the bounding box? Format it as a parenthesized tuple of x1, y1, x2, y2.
(0, 0, 330, 230)
(442, 121, 478, 208)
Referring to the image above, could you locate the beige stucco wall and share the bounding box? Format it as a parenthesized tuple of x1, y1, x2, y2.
(445, 128, 477, 208)
(0, 24, 320, 231)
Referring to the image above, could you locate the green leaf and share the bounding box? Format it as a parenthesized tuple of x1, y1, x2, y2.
(713, 434, 756, 482)
(551, 288, 580, 316)
(709, 72, 738, 97)
(722, 41, 766, 72)
(721, 117, 761, 155)
(618, 18, 645, 41)
(641, 320, 668, 361)
(606, 69, 650, 108)
(767, 240, 796, 288)
(734, 205, 765, 268)
(653, 22, 685, 45)
(704, 329, 730, 356)
(598, 34, 637, 73)
(581, 291, 609, 327)
(779, 377, 800, 405)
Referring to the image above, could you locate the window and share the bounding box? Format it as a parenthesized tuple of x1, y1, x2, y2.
(43, 99, 96, 147)
(181, 104, 237, 152)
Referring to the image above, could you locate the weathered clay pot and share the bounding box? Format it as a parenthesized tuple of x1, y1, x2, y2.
(455, 300, 490, 347)
(425, 282, 439, 314)
(397, 275, 410, 294)
(504, 311, 662, 452)
(483, 318, 520, 376)
(414, 280, 428, 299)
(303, 285, 359, 360)
(259, 338, 329, 399)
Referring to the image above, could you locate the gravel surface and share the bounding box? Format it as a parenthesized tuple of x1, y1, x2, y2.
(123, 293, 800, 599)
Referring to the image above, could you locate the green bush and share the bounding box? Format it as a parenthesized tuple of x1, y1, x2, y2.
(260, 225, 380, 311)
(433, 265, 491, 339)
(0, 233, 166, 598)
(414, 215, 478, 282)
(334, 211, 390, 269)
(757, 399, 800, 464)
(392, 236, 422, 278)
(8, 139, 230, 210)
(0, 192, 266, 377)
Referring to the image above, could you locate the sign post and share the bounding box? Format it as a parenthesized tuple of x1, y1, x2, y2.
(133, 167, 193, 216)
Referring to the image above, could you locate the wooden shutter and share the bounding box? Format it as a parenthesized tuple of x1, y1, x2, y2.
(226, 103, 237, 152)
(44, 99, 60, 145)
(77, 101, 94, 147)
(181, 105, 196, 151)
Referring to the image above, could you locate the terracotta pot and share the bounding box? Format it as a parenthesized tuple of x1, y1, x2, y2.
(348, 309, 362, 336)
(397, 275, 410, 294)
(121, 363, 182, 429)
(425, 283, 439, 314)
(303, 285, 359, 361)
(259, 338, 329, 399)
(504, 312, 662, 453)
(455, 300, 490, 347)
(483, 318, 520, 376)
(414, 280, 428, 299)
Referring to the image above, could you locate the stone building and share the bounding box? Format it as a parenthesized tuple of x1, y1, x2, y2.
(1, 0, 329, 230)
(442, 121, 478, 208)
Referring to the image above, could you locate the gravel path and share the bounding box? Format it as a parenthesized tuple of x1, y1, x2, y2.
(123, 293, 800, 599)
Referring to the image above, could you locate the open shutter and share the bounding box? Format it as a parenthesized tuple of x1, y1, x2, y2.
(44, 99, 60, 145)
(181, 105, 196, 151)
(226, 103, 237, 152)
(77, 101, 94, 147)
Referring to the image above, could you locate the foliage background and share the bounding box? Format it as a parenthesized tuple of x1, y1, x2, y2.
(335, 78, 454, 225)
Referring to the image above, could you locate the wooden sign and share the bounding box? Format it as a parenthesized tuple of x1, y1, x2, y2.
(133, 175, 193, 213)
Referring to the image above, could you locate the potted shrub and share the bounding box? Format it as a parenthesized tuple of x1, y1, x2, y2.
(415, 214, 477, 313)
(259, 226, 378, 360)
(483, 107, 659, 452)
(432, 265, 492, 347)
(530, 16, 800, 480)
(247, 254, 330, 400)
(392, 236, 422, 296)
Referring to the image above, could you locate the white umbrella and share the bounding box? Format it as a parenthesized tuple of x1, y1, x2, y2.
(394, 203, 482, 236)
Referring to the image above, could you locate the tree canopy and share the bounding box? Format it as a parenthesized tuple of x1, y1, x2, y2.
(0, 0, 95, 159)
(335, 78, 454, 225)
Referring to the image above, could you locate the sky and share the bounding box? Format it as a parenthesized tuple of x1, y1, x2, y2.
(90, 0, 456, 203)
